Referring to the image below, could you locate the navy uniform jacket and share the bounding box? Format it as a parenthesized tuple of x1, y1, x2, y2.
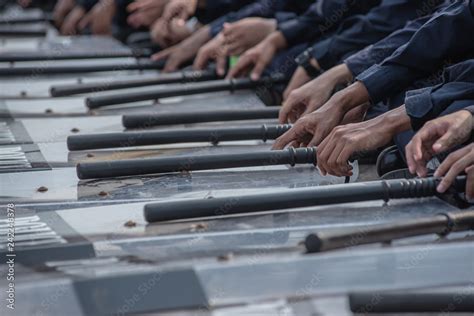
(77, 0, 98, 11)
(344, 15, 431, 78)
(308, 0, 445, 71)
(405, 59, 474, 130)
(278, 0, 381, 47)
(356, 1, 474, 105)
(209, 0, 314, 37)
(197, 0, 255, 25)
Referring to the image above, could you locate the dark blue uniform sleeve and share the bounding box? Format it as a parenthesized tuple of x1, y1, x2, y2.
(465, 105, 474, 115)
(344, 15, 430, 77)
(76, 0, 98, 11)
(357, 1, 474, 104)
(198, 0, 255, 25)
(277, 0, 381, 47)
(205, 0, 251, 13)
(309, 0, 444, 71)
(405, 59, 474, 130)
(209, 0, 313, 38)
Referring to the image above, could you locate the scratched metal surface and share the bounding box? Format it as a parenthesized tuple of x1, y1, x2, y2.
(0, 91, 279, 173)
(17, 141, 288, 166)
(0, 35, 132, 54)
(0, 90, 268, 116)
(0, 70, 167, 99)
(0, 161, 354, 204)
(0, 72, 167, 99)
(0, 91, 264, 140)
(0, 6, 45, 20)
(0, 128, 285, 169)
(0, 58, 162, 93)
(2, 32, 472, 316)
(1, 232, 473, 315)
(198, 241, 474, 306)
(0, 22, 49, 35)
(3, 197, 464, 262)
(0, 34, 44, 47)
(0, 57, 144, 68)
(1, 197, 472, 314)
(0, 88, 326, 204)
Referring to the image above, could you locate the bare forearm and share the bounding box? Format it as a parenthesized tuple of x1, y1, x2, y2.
(324, 64, 353, 87)
(267, 31, 288, 51)
(333, 81, 371, 113)
(182, 25, 211, 51)
(379, 105, 412, 135)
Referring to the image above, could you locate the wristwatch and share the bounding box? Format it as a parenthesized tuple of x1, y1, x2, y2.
(295, 48, 323, 78)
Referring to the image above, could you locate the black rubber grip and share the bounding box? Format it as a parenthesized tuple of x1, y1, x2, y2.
(50, 70, 218, 97)
(305, 209, 474, 253)
(0, 59, 165, 77)
(305, 215, 448, 253)
(349, 290, 474, 313)
(0, 49, 151, 63)
(143, 176, 467, 223)
(76, 147, 316, 180)
(85, 74, 288, 109)
(0, 28, 47, 37)
(122, 108, 280, 129)
(0, 13, 52, 24)
(67, 124, 292, 151)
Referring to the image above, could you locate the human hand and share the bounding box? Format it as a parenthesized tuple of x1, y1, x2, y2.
(151, 25, 211, 72)
(406, 110, 474, 177)
(60, 6, 85, 35)
(273, 102, 346, 151)
(316, 109, 396, 177)
(53, 0, 76, 27)
(282, 66, 312, 101)
(151, 18, 192, 48)
(226, 37, 277, 80)
(279, 64, 353, 123)
(222, 18, 276, 56)
(127, 0, 169, 28)
(193, 33, 228, 76)
(160, 0, 198, 23)
(435, 143, 474, 199)
(78, 0, 116, 35)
